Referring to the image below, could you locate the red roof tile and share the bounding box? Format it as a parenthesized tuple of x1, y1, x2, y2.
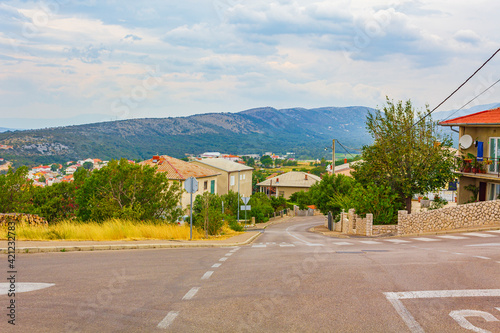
(439, 107, 500, 126)
(139, 155, 220, 180)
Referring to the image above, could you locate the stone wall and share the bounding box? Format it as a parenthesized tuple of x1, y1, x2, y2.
(398, 200, 500, 235)
(339, 209, 373, 236)
(372, 225, 398, 236)
(0, 213, 48, 226)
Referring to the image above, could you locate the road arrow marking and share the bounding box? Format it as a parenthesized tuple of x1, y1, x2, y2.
(0, 283, 55, 295)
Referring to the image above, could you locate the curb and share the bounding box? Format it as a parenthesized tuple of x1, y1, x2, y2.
(0, 231, 263, 254)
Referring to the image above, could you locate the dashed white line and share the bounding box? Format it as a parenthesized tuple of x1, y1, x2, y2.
(252, 244, 266, 248)
(225, 253, 233, 256)
(219, 257, 228, 262)
(201, 271, 214, 280)
(182, 287, 200, 300)
(412, 238, 439, 242)
(487, 230, 500, 233)
(229, 248, 240, 252)
(467, 243, 500, 247)
(385, 239, 411, 243)
(437, 235, 468, 240)
(212, 263, 221, 268)
(454, 253, 464, 255)
(473, 256, 491, 260)
(360, 241, 382, 244)
(158, 311, 179, 329)
(465, 232, 497, 238)
(279, 243, 295, 247)
(332, 242, 353, 245)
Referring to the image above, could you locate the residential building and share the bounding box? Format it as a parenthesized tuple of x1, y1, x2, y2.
(440, 107, 500, 204)
(191, 158, 253, 197)
(139, 155, 220, 211)
(256, 171, 321, 199)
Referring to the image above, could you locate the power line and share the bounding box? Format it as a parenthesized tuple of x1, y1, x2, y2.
(402, 47, 500, 135)
(440, 78, 500, 124)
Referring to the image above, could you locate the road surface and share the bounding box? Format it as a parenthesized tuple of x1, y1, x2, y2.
(1, 216, 499, 332)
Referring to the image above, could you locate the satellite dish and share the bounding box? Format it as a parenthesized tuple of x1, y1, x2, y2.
(459, 134, 473, 149)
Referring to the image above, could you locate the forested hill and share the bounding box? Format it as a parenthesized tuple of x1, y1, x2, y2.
(0, 106, 374, 166)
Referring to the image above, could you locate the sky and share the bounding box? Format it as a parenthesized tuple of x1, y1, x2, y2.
(0, 0, 499, 128)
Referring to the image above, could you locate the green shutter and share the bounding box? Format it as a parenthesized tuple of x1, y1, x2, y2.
(210, 180, 215, 194)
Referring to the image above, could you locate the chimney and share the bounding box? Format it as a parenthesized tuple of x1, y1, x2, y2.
(152, 155, 160, 163)
(305, 174, 308, 180)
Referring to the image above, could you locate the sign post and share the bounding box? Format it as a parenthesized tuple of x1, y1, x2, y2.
(184, 177, 198, 240)
(241, 197, 250, 224)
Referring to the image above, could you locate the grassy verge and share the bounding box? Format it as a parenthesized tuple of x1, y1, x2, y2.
(0, 219, 242, 241)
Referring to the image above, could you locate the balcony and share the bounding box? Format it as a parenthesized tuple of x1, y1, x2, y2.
(456, 153, 500, 180)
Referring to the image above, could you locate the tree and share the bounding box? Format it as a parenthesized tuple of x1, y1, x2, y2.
(51, 163, 59, 172)
(246, 158, 255, 167)
(83, 161, 94, 170)
(308, 173, 353, 216)
(76, 159, 182, 222)
(289, 190, 312, 210)
(260, 155, 273, 168)
(248, 192, 274, 223)
(30, 181, 77, 222)
(352, 98, 455, 213)
(193, 192, 223, 236)
(0, 166, 34, 213)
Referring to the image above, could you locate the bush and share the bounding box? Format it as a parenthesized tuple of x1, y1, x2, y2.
(249, 192, 273, 223)
(429, 196, 447, 210)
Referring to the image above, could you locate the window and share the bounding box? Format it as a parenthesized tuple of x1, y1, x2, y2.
(489, 137, 500, 173)
(204, 181, 208, 190)
(488, 183, 500, 200)
(210, 180, 215, 194)
(230, 175, 235, 186)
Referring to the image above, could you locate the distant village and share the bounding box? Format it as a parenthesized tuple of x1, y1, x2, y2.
(19, 152, 299, 188)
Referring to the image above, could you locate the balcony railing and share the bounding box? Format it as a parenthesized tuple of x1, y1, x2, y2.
(456, 154, 500, 176)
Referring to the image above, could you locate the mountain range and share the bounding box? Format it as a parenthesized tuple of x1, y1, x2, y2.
(1, 103, 498, 167)
(0, 106, 374, 166)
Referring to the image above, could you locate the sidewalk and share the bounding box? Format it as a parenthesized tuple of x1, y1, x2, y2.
(0, 216, 295, 254)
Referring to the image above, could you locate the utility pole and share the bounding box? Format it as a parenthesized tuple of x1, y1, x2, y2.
(237, 170, 240, 223)
(332, 139, 336, 172)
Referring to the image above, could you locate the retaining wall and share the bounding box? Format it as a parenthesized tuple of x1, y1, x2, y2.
(0, 213, 48, 226)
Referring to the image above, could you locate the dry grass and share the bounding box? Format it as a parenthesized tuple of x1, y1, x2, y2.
(1, 219, 241, 241)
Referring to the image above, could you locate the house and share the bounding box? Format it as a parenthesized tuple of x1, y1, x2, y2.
(191, 158, 253, 197)
(327, 159, 364, 176)
(439, 107, 500, 204)
(139, 155, 220, 211)
(256, 171, 321, 199)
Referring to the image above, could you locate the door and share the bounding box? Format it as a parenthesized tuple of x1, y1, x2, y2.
(479, 182, 487, 201)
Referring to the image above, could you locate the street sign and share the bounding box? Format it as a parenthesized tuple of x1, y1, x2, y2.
(184, 177, 198, 193)
(242, 197, 250, 205)
(240, 205, 251, 211)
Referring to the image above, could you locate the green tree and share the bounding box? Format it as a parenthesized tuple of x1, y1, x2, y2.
(220, 190, 240, 217)
(352, 98, 455, 213)
(308, 173, 353, 217)
(249, 192, 274, 223)
(83, 161, 93, 170)
(246, 158, 255, 167)
(193, 192, 223, 236)
(289, 190, 312, 210)
(270, 196, 287, 212)
(252, 169, 267, 193)
(260, 155, 273, 168)
(0, 166, 34, 213)
(76, 159, 182, 222)
(51, 163, 59, 172)
(30, 182, 77, 222)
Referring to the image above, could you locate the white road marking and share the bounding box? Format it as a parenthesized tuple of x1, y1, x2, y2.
(454, 253, 464, 255)
(473, 256, 491, 260)
(225, 253, 233, 256)
(219, 257, 228, 261)
(285, 224, 324, 246)
(412, 237, 440, 242)
(212, 263, 221, 268)
(229, 248, 240, 252)
(0, 283, 55, 295)
(385, 289, 500, 333)
(266, 242, 276, 245)
(279, 243, 295, 247)
(465, 232, 497, 238)
(359, 241, 382, 244)
(385, 239, 411, 243)
(467, 243, 500, 247)
(437, 235, 468, 240)
(158, 311, 179, 329)
(487, 230, 500, 233)
(252, 244, 266, 248)
(449, 310, 499, 332)
(182, 287, 200, 300)
(201, 271, 214, 280)
(332, 242, 353, 246)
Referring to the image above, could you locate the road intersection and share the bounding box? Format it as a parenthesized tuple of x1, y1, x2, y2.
(1, 216, 499, 332)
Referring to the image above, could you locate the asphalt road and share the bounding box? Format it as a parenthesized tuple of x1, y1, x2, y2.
(1, 216, 499, 332)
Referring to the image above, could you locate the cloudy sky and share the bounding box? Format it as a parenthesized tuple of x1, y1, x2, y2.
(1, 0, 499, 127)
